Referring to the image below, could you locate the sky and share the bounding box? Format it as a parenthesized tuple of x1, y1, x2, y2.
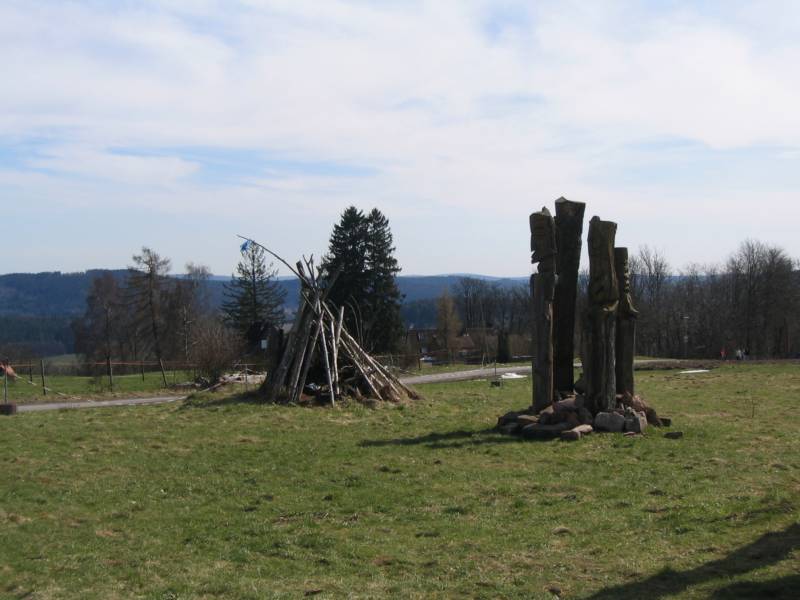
(2, 0, 800, 278)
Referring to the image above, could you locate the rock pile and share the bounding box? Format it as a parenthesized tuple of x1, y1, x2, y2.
(496, 392, 671, 441)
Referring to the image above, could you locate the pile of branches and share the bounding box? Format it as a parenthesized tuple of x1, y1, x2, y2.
(246, 238, 419, 405)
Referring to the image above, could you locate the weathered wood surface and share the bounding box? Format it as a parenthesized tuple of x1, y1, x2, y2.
(530, 207, 557, 412)
(553, 197, 586, 393)
(583, 216, 619, 414)
(615, 247, 638, 395)
(251, 239, 418, 404)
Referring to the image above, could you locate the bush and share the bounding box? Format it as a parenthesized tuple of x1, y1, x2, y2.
(191, 320, 243, 383)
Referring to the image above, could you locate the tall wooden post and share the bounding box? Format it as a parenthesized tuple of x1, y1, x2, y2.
(615, 248, 638, 395)
(40, 359, 47, 396)
(159, 358, 168, 387)
(107, 357, 114, 392)
(553, 197, 586, 393)
(583, 217, 618, 414)
(530, 207, 557, 412)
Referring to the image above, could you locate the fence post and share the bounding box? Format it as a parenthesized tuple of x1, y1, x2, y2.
(3, 365, 7, 404)
(140, 361, 145, 381)
(40, 359, 47, 396)
(159, 359, 168, 387)
(107, 357, 114, 392)
(28, 362, 34, 384)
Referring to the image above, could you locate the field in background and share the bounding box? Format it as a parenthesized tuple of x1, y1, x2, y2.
(1, 364, 799, 598)
(2, 360, 266, 404)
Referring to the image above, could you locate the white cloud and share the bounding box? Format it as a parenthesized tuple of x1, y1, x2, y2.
(1, 0, 800, 274)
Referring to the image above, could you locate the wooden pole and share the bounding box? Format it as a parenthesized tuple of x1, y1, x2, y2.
(107, 357, 114, 392)
(292, 318, 321, 404)
(530, 207, 557, 412)
(286, 309, 317, 398)
(3, 366, 7, 404)
(614, 248, 637, 395)
(553, 198, 585, 393)
(329, 319, 339, 398)
(159, 358, 168, 387)
(584, 217, 619, 414)
(265, 303, 309, 401)
(318, 307, 335, 406)
(303, 258, 335, 406)
(28, 362, 33, 384)
(40, 359, 47, 396)
(140, 361, 145, 381)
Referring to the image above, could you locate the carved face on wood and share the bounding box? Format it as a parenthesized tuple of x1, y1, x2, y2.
(530, 207, 556, 272)
(587, 216, 619, 309)
(614, 247, 638, 315)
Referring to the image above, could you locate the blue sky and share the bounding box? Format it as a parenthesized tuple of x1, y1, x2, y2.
(2, 0, 800, 277)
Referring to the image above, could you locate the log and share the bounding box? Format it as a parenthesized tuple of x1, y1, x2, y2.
(553, 198, 585, 393)
(292, 315, 321, 404)
(263, 302, 308, 400)
(530, 207, 557, 412)
(614, 247, 638, 395)
(583, 216, 619, 414)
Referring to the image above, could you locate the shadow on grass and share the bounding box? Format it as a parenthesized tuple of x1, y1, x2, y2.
(359, 428, 543, 449)
(585, 522, 800, 600)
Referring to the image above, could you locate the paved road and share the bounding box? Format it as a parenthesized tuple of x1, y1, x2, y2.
(400, 358, 679, 385)
(12, 359, 680, 414)
(401, 365, 534, 385)
(16, 395, 184, 413)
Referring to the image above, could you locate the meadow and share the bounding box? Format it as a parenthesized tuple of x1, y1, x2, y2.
(1, 363, 798, 599)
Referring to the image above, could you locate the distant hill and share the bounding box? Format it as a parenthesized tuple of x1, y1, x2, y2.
(0, 270, 527, 355)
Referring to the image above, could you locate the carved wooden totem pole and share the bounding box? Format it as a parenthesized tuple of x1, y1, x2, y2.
(615, 247, 638, 395)
(530, 208, 557, 412)
(583, 217, 619, 414)
(553, 198, 586, 394)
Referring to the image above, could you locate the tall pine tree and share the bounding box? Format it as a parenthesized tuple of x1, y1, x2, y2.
(222, 242, 286, 351)
(321, 206, 404, 353)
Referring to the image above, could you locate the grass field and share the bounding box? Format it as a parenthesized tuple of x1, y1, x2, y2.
(3, 371, 192, 404)
(1, 363, 798, 598)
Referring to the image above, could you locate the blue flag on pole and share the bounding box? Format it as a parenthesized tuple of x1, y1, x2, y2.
(240, 239, 252, 253)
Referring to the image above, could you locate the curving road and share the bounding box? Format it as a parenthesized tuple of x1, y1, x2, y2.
(12, 359, 680, 414)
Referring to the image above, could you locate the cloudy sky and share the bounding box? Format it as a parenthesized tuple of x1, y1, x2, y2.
(3, 0, 800, 277)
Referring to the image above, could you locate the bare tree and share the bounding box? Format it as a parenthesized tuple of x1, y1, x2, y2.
(128, 247, 172, 385)
(436, 290, 462, 362)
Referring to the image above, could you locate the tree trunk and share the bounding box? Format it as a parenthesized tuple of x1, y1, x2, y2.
(553, 198, 585, 393)
(615, 247, 638, 395)
(584, 217, 619, 414)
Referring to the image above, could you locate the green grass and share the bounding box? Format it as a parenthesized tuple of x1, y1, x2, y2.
(1, 363, 798, 599)
(3, 371, 191, 403)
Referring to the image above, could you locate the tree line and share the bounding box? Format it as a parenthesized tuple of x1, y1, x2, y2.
(71, 245, 287, 379)
(70, 221, 800, 374)
(71, 206, 406, 379)
(622, 240, 799, 359)
(431, 238, 800, 362)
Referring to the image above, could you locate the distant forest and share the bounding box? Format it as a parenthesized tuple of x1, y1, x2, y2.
(2, 237, 798, 361)
(0, 270, 522, 356)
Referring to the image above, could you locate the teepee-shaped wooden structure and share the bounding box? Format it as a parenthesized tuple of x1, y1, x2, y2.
(242, 237, 419, 405)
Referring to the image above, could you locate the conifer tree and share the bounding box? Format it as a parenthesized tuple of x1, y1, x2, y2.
(321, 206, 404, 353)
(222, 242, 286, 351)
